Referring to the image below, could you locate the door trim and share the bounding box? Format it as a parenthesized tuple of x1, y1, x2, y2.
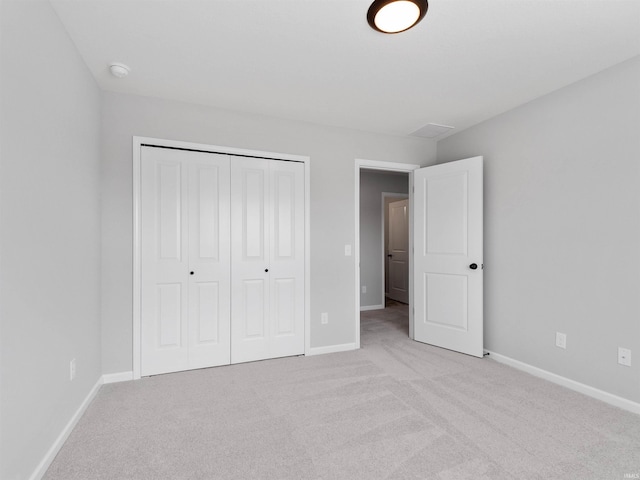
(354, 159, 421, 349)
(133, 136, 310, 379)
(381, 192, 409, 305)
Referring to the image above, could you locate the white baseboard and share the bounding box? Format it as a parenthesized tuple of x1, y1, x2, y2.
(29, 376, 103, 480)
(307, 342, 357, 356)
(30, 371, 134, 479)
(360, 304, 384, 311)
(485, 350, 640, 416)
(102, 371, 134, 384)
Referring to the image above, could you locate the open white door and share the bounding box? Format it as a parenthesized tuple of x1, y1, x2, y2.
(413, 156, 483, 357)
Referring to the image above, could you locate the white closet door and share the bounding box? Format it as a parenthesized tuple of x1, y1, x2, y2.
(268, 160, 305, 358)
(141, 147, 190, 375)
(141, 147, 231, 376)
(231, 158, 304, 363)
(187, 153, 231, 368)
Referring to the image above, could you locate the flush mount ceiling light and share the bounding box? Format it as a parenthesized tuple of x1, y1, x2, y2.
(109, 62, 130, 78)
(367, 0, 428, 34)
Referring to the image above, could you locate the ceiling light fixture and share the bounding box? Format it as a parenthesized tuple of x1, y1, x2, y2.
(367, 0, 428, 34)
(109, 62, 130, 78)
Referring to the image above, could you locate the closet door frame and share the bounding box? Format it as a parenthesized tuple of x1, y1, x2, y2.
(132, 136, 310, 380)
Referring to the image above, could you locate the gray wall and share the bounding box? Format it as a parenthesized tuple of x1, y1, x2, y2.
(359, 171, 409, 308)
(437, 56, 640, 403)
(101, 92, 436, 373)
(0, 1, 102, 478)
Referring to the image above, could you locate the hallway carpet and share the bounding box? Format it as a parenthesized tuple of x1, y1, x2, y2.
(44, 302, 640, 479)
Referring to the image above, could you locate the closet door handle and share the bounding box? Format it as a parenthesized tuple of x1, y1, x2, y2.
(190, 271, 195, 275)
(265, 268, 269, 273)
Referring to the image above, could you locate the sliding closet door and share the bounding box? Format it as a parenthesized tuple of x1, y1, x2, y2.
(231, 158, 304, 363)
(141, 147, 231, 376)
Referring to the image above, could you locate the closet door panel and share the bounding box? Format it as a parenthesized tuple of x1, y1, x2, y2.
(141, 148, 189, 376)
(269, 162, 305, 354)
(231, 158, 304, 363)
(187, 153, 231, 369)
(231, 157, 271, 363)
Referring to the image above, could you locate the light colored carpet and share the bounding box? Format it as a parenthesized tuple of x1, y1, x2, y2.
(45, 301, 640, 479)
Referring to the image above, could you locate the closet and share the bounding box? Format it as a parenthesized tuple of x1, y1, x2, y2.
(140, 146, 305, 376)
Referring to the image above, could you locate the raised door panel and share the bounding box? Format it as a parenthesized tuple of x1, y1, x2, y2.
(242, 168, 267, 261)
(157, 283, 184, 347)
(273, 278, 296, 335)
(424, 273, 468, 331)
(242, 279, 267, 338)
(273, 170, 295, 259)
(158, 163, 182, 260)
(425, 172, 468, 256)
(195, 167, 220, 260)
(193, 282, 220, 343)
(187, 153, 231, 368)
(140, 147, 189, 375)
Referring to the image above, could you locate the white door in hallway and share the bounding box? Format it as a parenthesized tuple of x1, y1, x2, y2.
(387, 199, 409, 303)
(231, 157, 305, 364)
(141, 147, 231, 376)
(413, 157, 483, 357)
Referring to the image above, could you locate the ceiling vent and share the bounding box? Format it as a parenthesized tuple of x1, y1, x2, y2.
(410, 123, 455, 139)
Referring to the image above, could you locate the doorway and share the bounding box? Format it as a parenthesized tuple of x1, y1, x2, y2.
(354, 159, 421, 348)
(359, 170, 409, 311)
(355, 156, 484, 357)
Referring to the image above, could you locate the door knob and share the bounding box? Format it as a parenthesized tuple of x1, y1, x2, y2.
(265, 268, 269, 273)
(190, 271, 194, 275)
(469, 263, 478, 270)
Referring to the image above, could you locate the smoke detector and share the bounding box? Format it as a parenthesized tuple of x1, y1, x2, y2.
(109, 63, 130, 78)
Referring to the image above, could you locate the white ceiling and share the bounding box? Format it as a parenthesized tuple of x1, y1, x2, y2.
(50, 0, 640, 138)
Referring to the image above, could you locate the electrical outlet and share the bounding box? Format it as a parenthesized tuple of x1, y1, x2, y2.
(362, 286, 367, 293)
(344, 245, 352, 256)
(618, 347, 631, 367)
(70, 358, 76, 381)
(555, 332, 567, 349)
(321, 313, 329, 325)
